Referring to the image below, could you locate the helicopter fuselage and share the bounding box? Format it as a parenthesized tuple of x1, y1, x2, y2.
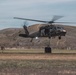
(38, 25, 66, 39)
(19, 25, 66, 39)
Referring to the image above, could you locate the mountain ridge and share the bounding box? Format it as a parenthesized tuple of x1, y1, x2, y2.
(0, 24, 76, 50)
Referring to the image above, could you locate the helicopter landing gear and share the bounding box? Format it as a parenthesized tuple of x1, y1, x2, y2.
(44, 38, 52, 53)
(58, 36, 61, 40)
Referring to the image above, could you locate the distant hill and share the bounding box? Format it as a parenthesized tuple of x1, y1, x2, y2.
(0, 24, 76, 50)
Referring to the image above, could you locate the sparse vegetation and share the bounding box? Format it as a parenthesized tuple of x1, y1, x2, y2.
(0, 49, 76, 54)
(0, 60, 76, 75)
(0, 49, 76, 75)
(0, 25, 76, 75)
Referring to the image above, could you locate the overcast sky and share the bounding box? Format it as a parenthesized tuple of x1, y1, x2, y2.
(0, 0, 76, 29)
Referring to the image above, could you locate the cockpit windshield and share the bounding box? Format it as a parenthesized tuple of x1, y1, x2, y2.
(57, 27, 64, 30)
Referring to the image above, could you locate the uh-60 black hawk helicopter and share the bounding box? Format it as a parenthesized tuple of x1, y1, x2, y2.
(14, 16, 76, 53)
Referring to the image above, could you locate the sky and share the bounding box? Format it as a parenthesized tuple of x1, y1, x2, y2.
(0, 0, 76, 29)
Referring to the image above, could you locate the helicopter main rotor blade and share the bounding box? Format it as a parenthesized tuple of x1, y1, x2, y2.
(54, 22, 76, 24)
(51, 15, 64, 22)
(14, 17, 47, 23)
(14, 16, 76, 25)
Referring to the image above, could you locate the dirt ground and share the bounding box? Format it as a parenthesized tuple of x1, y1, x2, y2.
(0, 53, 76, 75)
(0, 53, 76, 60)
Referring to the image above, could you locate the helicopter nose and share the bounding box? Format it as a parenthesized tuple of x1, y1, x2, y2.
(62, 30, 66, 32)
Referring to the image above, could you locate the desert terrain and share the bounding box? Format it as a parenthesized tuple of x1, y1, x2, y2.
(0, 49, 76, 75)
(0, 24, 76, 75)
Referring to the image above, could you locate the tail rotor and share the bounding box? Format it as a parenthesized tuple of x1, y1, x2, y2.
(23, 21, 29, 35)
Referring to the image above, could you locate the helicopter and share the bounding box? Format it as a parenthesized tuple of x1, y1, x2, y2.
(14, 16, 76, 41)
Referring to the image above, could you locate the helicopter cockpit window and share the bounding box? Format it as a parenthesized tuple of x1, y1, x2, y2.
(57, 27, 64, 29)
(57, 27, 61, 29)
